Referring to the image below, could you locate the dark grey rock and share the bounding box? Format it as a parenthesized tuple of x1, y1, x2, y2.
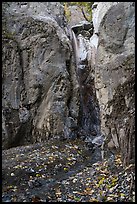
(71, 21, 93, 35)
(2, 2, 80, 149)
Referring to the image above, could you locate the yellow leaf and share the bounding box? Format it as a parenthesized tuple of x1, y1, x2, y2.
(96, 167, 100, 171)
(98, 177, 105, 185)
(120, 193, 125, 197)
(89, 198, 99, 202)
(108, 194, 118, 197)
(85, 187, 92, 191)
(85, 183, 90, 186)
(63, 167, 68, 171)
(115, 158, 122, 164)
(111, 177, 118, 183)
(86, 178, 91, 180)
(74, 196, 81, 201)
(36, 173, 41, 177)
(67, 157, 72, 161)
(84, 189, 94, 195)
(49, 156, 53, 160)
(39, 165, 43, 168)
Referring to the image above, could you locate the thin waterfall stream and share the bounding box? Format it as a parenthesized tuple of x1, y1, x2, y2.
(71, 28, 101, 146)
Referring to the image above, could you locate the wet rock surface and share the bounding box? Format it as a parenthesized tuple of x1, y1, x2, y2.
(2, 139, 135, 202)
(71, 26, 101, 149)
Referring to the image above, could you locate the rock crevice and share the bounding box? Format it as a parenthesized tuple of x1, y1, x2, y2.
(2, 2, 135, 166)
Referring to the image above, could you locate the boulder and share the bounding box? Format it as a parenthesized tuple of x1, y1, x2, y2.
(71, 21, 93, 34)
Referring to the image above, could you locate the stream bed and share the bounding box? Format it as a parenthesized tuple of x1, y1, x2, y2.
(2, 138, 135, 202)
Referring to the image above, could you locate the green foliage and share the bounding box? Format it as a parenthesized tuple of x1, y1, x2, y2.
(2, 19, 15, 40)
(63, 2, 94, 22)
(64, 2, 71, 22)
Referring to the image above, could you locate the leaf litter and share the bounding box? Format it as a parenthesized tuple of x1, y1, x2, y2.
(2, 139, 135, 202)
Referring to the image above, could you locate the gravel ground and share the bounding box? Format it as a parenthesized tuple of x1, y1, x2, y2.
(2, 139, 135, 202)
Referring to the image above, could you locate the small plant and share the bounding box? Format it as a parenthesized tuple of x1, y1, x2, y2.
(64, 2, 71, 22)
(63, 2, 94, 22)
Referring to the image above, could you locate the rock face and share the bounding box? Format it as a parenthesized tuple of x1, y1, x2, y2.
(67, 5, 89, 28)
(2, 2, 135, 167)
(92, 2, 135, 165)
(2, 2, 80, 149)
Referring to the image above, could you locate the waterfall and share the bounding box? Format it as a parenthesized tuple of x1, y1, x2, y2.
(72, 30, 87, 71)
(71, 30, 85, 120)
(71, 29, 101, 140)
(71, 30, 79, 70)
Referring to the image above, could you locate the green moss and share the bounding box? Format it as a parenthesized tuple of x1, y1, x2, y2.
(64, 3, 71, 22)
(63, 2, 94, 22)
(3, 31, 15, 40)
(2, 19, 16, 41)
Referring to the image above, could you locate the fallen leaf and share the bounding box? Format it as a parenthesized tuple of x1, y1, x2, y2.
(97, 177, 105, 187)
(55, 188, 62, 196)
(85, 187, 92, 191)
(89, 198, 99, 202)
(73, 191, 84, 195)
(36, 173, 41, 177)
(49, 156, 54, 160)
(63, 167, 68, 171)
(120, 193, 125, 197)
(31, 196, 41, 202)
(74, 196, 81, 201)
